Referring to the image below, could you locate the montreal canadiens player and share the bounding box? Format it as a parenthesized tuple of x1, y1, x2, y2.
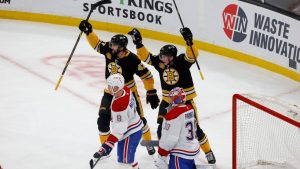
(93, 74, 143, 169)
(155, 87, 200, 169)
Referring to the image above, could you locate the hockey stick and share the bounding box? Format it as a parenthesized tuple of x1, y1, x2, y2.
(89, 154, 111, 169)
(89, 157, 101, 169)
(54, 0, 112, 91)
(172, 0, 204, 80)
(140, 140, 159, 147)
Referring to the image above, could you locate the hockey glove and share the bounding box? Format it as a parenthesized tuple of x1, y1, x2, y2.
(154, 155, 168, 169)
(79, 20, 92, 35)
(128, 28, 143, 48)
(180, 27, 193, 45)
(146, 89, 160, 109)
(93, 141, 114, 158)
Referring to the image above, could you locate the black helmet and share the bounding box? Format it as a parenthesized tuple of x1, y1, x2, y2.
(110, 34, 128, 48)
(160, 45, 177, 57)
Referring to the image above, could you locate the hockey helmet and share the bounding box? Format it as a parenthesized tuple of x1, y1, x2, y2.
(159, 44, 177, 57)
(110, 34, 128, 48)
(107, 73, 125, 94)
(169, 87, 186, 105)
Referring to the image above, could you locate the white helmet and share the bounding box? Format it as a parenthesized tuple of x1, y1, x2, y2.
(107, 73, 125, 94)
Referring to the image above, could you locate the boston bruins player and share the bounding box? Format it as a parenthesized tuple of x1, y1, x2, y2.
(79, 20, 160, 155)
(128, 27, 216, 164)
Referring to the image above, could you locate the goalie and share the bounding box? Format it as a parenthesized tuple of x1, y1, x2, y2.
(155, 87, 199, 169)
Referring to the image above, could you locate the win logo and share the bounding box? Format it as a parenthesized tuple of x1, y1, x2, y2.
(222, 4, 248, 42)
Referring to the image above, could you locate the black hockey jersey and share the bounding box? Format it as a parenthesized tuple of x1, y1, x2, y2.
(86, 32, 154, 92)
(137, 44, 199, 103)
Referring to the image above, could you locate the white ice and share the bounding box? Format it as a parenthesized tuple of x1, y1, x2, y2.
(0, 19, 299, 169)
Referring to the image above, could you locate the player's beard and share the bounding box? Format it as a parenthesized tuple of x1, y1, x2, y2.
(111, 47, 124, 56)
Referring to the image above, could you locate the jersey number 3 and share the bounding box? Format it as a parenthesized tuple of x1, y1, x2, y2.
(185, 120, 197, 141)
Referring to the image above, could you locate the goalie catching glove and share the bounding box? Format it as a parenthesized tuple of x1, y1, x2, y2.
(154, 155, 168, 169)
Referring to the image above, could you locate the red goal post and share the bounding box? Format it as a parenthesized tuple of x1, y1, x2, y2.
(232, 94, 300, 169)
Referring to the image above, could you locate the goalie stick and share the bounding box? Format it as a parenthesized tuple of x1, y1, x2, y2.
(54, 0, 112, 91)
(140, 140, 159, 147)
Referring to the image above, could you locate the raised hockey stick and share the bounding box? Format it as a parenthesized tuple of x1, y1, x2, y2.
(54, 0, 112, 91)
(172, 0, 204, 80)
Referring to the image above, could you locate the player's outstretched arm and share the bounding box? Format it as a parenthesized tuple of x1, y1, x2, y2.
(180, 27, 199, 60)
(128, 28, 152, 63)
(134, 60, 160, 109)
(79, 20, 102, 50)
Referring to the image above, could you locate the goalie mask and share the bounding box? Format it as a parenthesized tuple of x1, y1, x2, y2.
(106, 73, 125, 95)
(169, 87, 186, 106)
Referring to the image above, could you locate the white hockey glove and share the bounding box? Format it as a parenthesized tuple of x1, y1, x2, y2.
(154, 155, 168, 169)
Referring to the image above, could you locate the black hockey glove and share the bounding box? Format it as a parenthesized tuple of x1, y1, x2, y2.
(79, 20, 92, 35)
(128, 28, 143, 48)
(180, 27, 193, 45)
(146, 89, 160, 109)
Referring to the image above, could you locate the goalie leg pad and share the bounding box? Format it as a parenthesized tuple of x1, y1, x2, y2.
(169, 155, 197, 169)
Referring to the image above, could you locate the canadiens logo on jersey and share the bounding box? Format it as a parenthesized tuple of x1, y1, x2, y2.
(108, 62, 122, 74)
(163, 68, 179, 85)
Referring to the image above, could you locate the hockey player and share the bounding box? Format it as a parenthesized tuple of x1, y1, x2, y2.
(94, 74, 142, 168)
(155, 87, 199, 169)
(128, 27, 216, 163)
(79, 20, 160, 155)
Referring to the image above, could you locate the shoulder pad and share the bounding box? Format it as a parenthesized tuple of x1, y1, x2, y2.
(165, 105, 193, 120)
(177, 53, 185, 59)
(112, 87, 131, 112)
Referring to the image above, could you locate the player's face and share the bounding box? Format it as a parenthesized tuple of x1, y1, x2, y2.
(160, 55, 174, 65)
(108, 85, 119, 95)
(110, 43, 123, 54)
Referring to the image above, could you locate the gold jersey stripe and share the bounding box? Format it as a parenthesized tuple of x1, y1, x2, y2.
(140, 71, 152, 80)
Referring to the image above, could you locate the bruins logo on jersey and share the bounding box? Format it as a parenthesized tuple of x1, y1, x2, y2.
(106, 53, 112, 60)
(108, 62, 122, 74)
(163, 68, 179, 85)
(138, 63, 146, 71)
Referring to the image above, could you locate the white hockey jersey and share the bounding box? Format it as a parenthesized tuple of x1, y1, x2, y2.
(109, 86, 143, 141)
(158, 104, 200, 159)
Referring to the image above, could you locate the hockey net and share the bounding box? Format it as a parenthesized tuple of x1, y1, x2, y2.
(232, 94, 300, 169)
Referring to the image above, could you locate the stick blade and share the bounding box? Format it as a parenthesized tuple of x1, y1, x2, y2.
(196, 164, 216, 169)
(89, 159, 94, 169)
